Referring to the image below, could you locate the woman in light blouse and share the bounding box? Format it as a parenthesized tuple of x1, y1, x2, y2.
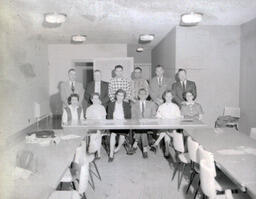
(181, 91, 203, 120)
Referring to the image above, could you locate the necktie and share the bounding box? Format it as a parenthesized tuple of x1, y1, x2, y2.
(71, 82, 75, 93)
(182, 81, 186, 92)
(142, 101, 145, 118)
(158, 77, 162, 86)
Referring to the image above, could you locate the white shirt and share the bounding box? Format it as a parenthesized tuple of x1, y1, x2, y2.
(94, 81, 101, 94)
(158, 76, 163, 85)
(156, 102, 181, 119)
(140, 101, 146, 114)
(113, 102, 125, 120)
(180, 80, 187, 89)
(86, 104, 106, 119)
(62, 105, 84, 123)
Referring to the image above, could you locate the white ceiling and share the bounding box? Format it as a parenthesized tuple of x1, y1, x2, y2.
(3, 0, 256, 48)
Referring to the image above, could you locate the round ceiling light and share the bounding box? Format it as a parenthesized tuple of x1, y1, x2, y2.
(139, 34, 154, 42)
(181, 12, 203, 25)
(45, 13, 67, 24)
(136, 47, 144, 52)
(72, 35, 87, 42)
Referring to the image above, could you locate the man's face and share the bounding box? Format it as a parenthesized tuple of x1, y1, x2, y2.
(115, 68, 123, 78)
(138, 90, 147, 101)
(92, 95, 101, 105)
(94, 71, 101, 82)
(68, 71, 76, 81)
(116, 92, 125, 102)
(155, 67, 164, 77)
(134, 69, 142, 79)
(165, 92, 173, 103)
(178, 71, 187, 81)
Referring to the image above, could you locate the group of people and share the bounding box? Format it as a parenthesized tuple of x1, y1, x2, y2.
(60, 64, 203, 162)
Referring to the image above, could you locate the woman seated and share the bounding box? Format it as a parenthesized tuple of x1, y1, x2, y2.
(85, 93, 107, 159)
(150, 90, 181, 157)
(62, 93, 84, 124)
(181, 91, 203, 120)
(107, 89, 131, 162)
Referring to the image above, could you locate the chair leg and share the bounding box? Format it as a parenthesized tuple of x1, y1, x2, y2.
(186, 170, 196, 194)
(71, 181, 76, 190)
(92, 160, 101, 181)
(88, 164, 95, 191)
(178, 163, 186, 190)
(193, 180, 200, 199)
(59, 182, 63, 190)
(172, 162, 180, 181)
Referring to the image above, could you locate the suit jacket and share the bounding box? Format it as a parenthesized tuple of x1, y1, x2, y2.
(149, 76, 171, 103)
(172, 80, 197, 107)
(131, 100, 157, 119)
(60, 81, 84, 106)
(107, 101, 131, 119)
(84, 81, 109, 107)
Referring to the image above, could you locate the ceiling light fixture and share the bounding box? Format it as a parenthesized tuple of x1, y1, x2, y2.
(71, 35, 87, 42)
(181, 12, 203, 25)
(136, 47, 144, 52)
(139, 34, 154, 42)
(45, 13, 67, 24)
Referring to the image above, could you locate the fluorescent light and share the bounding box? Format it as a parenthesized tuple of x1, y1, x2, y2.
(45, 13, 67, 24)
(136, 47, 144, 52)
(72, 35, 87, 42)
(181, 12, 203, 24)
(139, 34, 154, 42)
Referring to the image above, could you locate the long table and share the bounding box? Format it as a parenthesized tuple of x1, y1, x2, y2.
(184, 127, 256, 199)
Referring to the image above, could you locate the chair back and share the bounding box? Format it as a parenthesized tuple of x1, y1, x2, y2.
(187, 136, 199, 163)
(198, 146, 216, 177)
(173, 131, 185, 153)
(223, 107, 240, 118)
(250, 128, 256, 140)
(200, 159, 216, 198)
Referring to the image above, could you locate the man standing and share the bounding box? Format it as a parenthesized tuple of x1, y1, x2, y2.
(60, 68, 84, 107)
(108, 65, 131, 103)
(131, 88, 157, 158)
(84, 70, 109, 108)
(131, 67, 149, 102)
(172, 68, 197, 107)
(149, 65, 171, 106)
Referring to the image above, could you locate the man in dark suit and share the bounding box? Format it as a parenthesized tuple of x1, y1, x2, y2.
(149, 65, 171, 106)
(131, 88, 157, 158)
(84, 69, 109, 109)
(172, 68, 197, 107)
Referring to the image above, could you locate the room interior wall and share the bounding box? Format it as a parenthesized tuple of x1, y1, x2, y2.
(0, 5, 49, 138)
(240, 17, 256, 135)
(176, 26, 240, 126)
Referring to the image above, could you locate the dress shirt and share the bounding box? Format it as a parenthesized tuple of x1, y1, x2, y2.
(180, 80, 187, 90)
(113, 102, 125, 120)
(86, 104, 106, 119)
(109, 77, 131, 102)
(62, 105, 84, 123)
(158, 76, 163, 86)
(140, 101, 146, 116)
(94, 81, 101, 95)
(156, 102, 181, 119)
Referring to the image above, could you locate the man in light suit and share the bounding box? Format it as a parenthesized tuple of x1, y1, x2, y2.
(131, 88, 157, 158)
(84, 70, 109, 109)
(149, 65, 171, 106)
(60, 68, 84, 107)
(172, 68, 197, 107)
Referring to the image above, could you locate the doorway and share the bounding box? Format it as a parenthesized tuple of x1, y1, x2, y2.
(73, 61, 94, 89)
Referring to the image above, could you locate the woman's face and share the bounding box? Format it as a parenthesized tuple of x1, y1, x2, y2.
(186, 92, 194, 103)
(71, 96, 79, 106)
(116, 92, 125, 102)
(165, 92, 173, 103)
(92, 95, 101, 105)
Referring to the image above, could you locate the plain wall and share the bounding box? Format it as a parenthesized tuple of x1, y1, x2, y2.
(176, 26, 240, 126)
(240, 17, 256, 135)
(151, 28, 176, 80)
(0, 6, 49, 137)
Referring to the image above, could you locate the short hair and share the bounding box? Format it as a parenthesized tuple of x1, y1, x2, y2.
(134, 67, 142, 72)
(162, 89, 173, 102)
(155, 65, 164, 70)
(178, 68, 187, 74)
(90, 92, 100, 103)
(68, 68, 75, 74)
(115, 65, 123, 70)
(67, 93, 79, 105)
(183, 90, 195, 101)
(94, 69, 101, 73)
(114, 89, 126, 100)
(137, 88, 148, 99)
